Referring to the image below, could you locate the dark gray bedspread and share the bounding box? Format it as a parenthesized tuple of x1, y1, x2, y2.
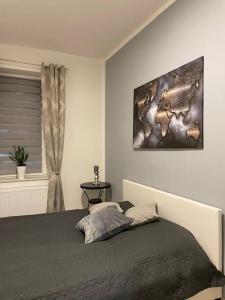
(0, 201, 224, 300)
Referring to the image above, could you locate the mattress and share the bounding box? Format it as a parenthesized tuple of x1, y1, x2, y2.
(0, 201, 224, 300)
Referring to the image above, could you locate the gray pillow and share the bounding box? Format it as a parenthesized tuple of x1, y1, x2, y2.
(125, 204, 158, 226)
(76, 206, 133, 243)
(118, 201, 133, 213)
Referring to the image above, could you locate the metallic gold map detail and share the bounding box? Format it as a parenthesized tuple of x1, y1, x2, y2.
(155, 110, 173, 137)
(133, 57, 203, 149)
(187, 122, 200, 141)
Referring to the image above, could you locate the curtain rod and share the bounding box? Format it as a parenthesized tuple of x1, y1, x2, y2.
(0, 57, 68, 71)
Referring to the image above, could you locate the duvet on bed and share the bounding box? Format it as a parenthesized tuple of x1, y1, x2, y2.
(0, 201, 224, 300)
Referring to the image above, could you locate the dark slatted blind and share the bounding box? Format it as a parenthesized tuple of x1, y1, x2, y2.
(0, 75, 42, 175)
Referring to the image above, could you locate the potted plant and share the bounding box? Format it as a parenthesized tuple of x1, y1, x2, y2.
(9, 146, 29, 180)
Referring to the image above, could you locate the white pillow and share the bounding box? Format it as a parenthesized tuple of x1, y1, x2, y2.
(125, 203, 158, 226)
(89, 202, 123, 214)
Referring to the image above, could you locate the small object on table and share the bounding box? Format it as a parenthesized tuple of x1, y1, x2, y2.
(93, 165, 100, 185)
(80, 182, 111, 207)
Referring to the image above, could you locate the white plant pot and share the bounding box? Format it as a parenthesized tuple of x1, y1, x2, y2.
(17, 166, 26, 180)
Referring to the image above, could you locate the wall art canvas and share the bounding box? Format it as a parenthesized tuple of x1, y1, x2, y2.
(133, 57, 204, 149)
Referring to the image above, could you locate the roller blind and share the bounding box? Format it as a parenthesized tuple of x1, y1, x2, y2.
(0, 75, 42, 175)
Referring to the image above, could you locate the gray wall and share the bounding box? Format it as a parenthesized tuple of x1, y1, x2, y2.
(105, 0, 225, 266)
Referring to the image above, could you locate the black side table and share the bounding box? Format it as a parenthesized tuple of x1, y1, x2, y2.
(80, 182, 111, 207)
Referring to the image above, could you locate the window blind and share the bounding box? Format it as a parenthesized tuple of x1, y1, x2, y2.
(0, 75, 42, 175)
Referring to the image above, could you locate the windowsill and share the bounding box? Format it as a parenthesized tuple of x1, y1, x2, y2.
(0, 174, 49, 184)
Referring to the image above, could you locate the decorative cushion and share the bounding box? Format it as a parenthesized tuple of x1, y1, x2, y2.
(118, 201, 134, 213)
(125, 203, 158, 226)
(76, 206, 133, 243)
(89, 202, 123, 214)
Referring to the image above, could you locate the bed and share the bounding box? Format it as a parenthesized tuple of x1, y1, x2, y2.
(123, 179, 224, 300)
(0, 179, 224, 299)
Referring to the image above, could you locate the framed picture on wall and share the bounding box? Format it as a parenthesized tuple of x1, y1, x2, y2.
(133, 56, 204, 149)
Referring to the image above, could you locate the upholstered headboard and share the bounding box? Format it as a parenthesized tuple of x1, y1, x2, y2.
(123, 179, 223, 272)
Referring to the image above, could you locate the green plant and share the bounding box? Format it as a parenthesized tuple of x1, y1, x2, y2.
(9, 146, 29, 166)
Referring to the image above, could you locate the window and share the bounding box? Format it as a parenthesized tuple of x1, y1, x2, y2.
(0, 74, 42, 176)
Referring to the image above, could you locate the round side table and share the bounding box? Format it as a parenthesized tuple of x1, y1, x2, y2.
(80, 182, 111, 207)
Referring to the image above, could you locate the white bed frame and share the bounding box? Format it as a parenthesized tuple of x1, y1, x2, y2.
(123, 179, 223, 300)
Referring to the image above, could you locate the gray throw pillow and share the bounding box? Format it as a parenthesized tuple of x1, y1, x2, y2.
(76, 206, 133, 243)
(125, 204, 158, 226)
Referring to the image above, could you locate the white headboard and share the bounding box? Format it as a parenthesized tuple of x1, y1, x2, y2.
(123, 179, 223, 271)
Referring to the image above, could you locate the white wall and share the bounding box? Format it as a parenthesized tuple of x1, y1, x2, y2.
(0, 43, 105, 210)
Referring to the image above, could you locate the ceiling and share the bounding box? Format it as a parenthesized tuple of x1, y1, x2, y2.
(0, 0, 175, 59)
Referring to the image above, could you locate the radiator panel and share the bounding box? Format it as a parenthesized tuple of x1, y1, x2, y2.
(0, 183, 48, 217)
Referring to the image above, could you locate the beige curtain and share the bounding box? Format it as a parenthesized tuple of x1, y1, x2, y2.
(41, 63, 66, 212)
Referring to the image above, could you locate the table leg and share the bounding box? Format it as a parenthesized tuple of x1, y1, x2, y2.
(81, 188, 91, 207)
(98, 189, 103, 200)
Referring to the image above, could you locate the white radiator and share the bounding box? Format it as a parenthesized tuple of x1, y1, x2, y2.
(0, 180, 48, 218)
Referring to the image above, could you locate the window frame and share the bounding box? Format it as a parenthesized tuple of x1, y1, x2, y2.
(0, 64, 47, 181)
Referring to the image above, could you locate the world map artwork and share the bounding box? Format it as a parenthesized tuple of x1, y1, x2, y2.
(133, 57, 204, 149)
